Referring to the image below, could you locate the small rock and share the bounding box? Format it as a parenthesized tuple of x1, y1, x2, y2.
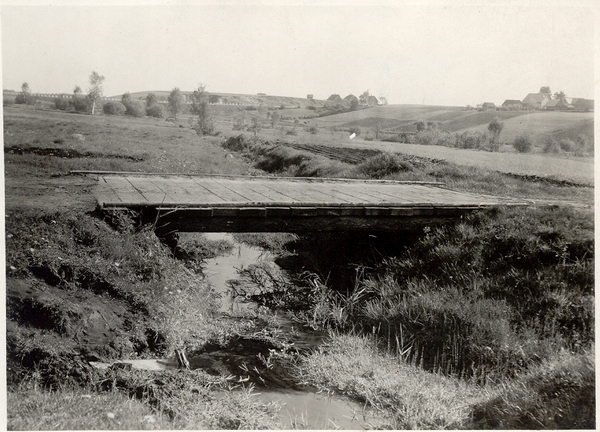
(106, 412, 115, 419)
(143, 415, 156, 423)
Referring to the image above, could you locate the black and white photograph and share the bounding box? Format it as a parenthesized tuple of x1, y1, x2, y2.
(2, 0, 595, 429)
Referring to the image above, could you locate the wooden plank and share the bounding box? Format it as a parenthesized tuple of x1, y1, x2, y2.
(365, 207, 391, 216)
(148, 177, 196, 203)
(264, 181, 343, 203)
(290, 207, 318, 217)
(266, 207, 292, 217)
(125, 176, 171, 204)
(186, 177, 231, 203)
(243, 182, 302, 203)
(324, 185, 389, 204)
(210, 178, 276, 203)
(101, 176, 148, 203)
(201, 178, 255, 203)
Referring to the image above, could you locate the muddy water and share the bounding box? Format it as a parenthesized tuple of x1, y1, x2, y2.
(201, 232, 266, 313)
(201, 233, 385, 429)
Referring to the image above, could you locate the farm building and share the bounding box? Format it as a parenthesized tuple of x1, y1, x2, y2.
(367, 95, 379, 106)
(307, 94, 314, 99)
(481, 102, 496, 111)
(327, 94, 342, 101)
(545, 97, 574, 111)
(502, 99, 523, 109)
(572, 98, 594, 112)
(522, 93, 552, 109)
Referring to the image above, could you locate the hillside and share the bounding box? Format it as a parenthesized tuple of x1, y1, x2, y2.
(309, 104, 593, 142)
(119, 90, 326, 109)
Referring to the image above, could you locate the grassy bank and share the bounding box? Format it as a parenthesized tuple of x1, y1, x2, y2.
(5, 107, 594, 429)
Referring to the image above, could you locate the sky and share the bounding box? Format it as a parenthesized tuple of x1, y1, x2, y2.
(1, 1, 596, 106)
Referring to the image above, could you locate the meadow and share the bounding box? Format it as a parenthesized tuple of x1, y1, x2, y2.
(4, 103, 594, 429)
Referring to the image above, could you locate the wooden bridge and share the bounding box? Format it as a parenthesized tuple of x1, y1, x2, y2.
(87, 172, 529, 238)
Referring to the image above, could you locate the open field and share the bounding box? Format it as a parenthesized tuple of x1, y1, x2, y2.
(306, 138, 594, 186)
(5, 105, 594, 429)
(307, 104, 593, 140)
(462, 111, 594, 142)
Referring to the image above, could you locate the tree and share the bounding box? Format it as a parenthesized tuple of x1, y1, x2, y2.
(16, 82, 34, 104)
(168, 87, 184, 120)
(72, 84, 88, 112)
(554, 91, 566, 100)
(88, 71, 105, 115)
(487, 117, 505, 151)
(121, 93, 145, 117)
(270, 111, 280, 128)
(145, 93, 158, 107)
(249, 116, 262, 139)
(416, 120, 428, 132)
(190, 85, 214, 135)
(359, 90, 370, 106)
(539, 86, 551, 95)
(379, 96, 388, 105)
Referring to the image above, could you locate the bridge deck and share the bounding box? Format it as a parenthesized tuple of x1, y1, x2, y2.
(91, 173, 528, 232)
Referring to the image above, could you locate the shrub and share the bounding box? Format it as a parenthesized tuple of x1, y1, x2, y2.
(306, 125, 319, 134)
(574, 135, 592, 156)
(307, 105, 316, 110)
(3, 96, 14, 107)
(53, 98, 70, 111)
(415, 130, 455, 147)
(286, 129, 298, 136)
(558, 139, 575, 152)
(455, 130, 488, 150)
(348, 127, 361, 136)
(72, 97, 90, 113)
(145, 104, 164, 118)
(15, 94, 36, 105)
(232, 117, 246, 131)
(357, 153, 413, 178)
(512, 134, 533, 153)
(102, 101, 126, 116)
(123, 100, 145, 117)
(542, 137, 560, 153)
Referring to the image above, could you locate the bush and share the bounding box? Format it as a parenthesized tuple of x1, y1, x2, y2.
(123, 100, 145, 117)
(103, 101, 126, 116)
(512, 134, 533, 153)
(145, 104, 164, 118)
(306, 125, 319, 134)
(286, 129, 298, 136)
(3, 96, 14, 107)
(72, 97, 90, 113)
(558, 139, 575, 152)
(307, 105, 316, 110)
(357, 153, 413, 178)
(348, 127, 361, 136)
(455, 130, 489, 150)
(53, 98, 70, 111)
(542, 137, 560, 153)
(15, 94, 36, 105)
(415, 130, 455, 147)
(574, 134, 592, 156)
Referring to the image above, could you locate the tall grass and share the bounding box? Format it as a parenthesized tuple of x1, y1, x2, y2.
(332, 206, 594, 381)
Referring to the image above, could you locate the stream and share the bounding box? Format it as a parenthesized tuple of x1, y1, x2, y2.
(92, 233, 383, 428)
(201, 233, 383, 429)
